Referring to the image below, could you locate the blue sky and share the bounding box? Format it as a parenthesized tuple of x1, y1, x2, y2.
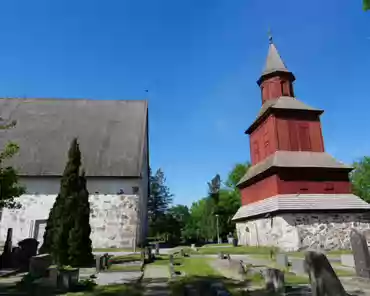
(0, 0, 369, 206)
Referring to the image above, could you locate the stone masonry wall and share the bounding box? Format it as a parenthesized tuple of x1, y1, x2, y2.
(0, 194, 139, 249)
(236, 212, 370, 251)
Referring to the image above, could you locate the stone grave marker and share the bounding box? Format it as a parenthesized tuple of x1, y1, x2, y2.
(169, 262, 175, 277)
(238, 260, 245, 276)
(262, 268, 285, 294)
(95, 255, 102, 272)
(180, 248, 185, 257)
(0, 228, 13, 268)
(155, 242, 160, 255)
(304, 251, 347, 296)
(350, 228, 370, 278)
(276, 253, 288, 269)
(29, 253, 52, 278)
(291, 258, 306, 275)
(169, 254, 174, 265)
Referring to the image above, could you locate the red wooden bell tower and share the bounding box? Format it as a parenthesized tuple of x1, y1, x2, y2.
(237, 36, 354, 205)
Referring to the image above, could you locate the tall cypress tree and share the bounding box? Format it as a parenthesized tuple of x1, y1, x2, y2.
(68, 170, 94, 266)
(40, 138, 81, 265)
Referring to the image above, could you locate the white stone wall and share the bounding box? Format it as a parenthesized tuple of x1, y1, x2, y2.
(0, 194, 139, 249)
(236, 212, 370, 251)
(236, 216, 299, 251)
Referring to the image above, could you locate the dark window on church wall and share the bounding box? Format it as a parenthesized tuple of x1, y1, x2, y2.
(280, 81, 286, 96)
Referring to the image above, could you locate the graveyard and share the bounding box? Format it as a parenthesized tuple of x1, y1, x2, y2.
(1, 230, 370, 296)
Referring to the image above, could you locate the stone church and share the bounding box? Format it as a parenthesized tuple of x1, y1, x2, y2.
(232, 37, 370, 251)
(0, 98, 149, 249)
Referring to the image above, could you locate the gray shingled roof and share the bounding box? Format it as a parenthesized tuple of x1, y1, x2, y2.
(0, 98, 148, 177)
(237, 151, 352, 187)
(262, 41, 289, 76)
(232, 194, 370, 221)
(257, 96, 323, 117)
(246, 96, 324, 134)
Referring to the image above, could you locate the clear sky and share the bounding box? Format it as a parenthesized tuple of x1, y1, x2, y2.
(0, 0, 369, 207)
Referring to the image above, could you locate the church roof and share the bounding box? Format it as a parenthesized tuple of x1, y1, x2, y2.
(232, 194, 370, 221)
(261, 39, 289, 76)
(246, 96, 324, 134)
(237, 151, 352, 187)
(0, 98, 148, 177)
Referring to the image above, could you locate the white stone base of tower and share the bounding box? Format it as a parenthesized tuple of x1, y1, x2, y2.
(233, 194, 370, 252)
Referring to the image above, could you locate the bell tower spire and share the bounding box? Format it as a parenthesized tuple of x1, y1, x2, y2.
(257, 35, 296, 104)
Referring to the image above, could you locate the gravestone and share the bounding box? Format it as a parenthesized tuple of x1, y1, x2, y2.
(155, 242, 160, 255)
(180, 249, 185, 257)
(17, 238, 39, 271)
(95, 255, 102, 272)
(169, 254, 174, 265)
(227, 232, 233, 244)
(350, 228, 370, 278)
(276, 253, 289, 268)
(146, 246, 152, 263)
(291, 258, 306, 275)
(29, 254, 52, 278)
(169, 262, 175, 277)
(238, 260, 245, 276)
(262, 268, 285, 294)
(0, 228, 13, 268)
(304, 251, 347, 296)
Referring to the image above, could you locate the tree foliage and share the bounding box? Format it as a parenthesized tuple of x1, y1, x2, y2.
(364, 0, 370, 11)
(351, 156, 370, 203)
(0, 120, 25, 209)
(40, 138, 93, 266)
(148, 168, 173, 239)
(67, 170, 94, 266)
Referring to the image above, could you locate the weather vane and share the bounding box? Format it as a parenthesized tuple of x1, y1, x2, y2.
(268, 27, 273, 44)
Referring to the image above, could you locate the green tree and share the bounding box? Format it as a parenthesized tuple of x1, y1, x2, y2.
(40, 138, 85, 265)
(148, 168, 173, 239)
(68, 170, 94, 266)
(351, 156, 370, 203)
(364, 0, 370, 11)
(225, 162, 251, 190)
(0, 120, 25, 209)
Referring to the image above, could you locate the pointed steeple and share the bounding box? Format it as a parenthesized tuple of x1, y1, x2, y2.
(262, 35, 289, 76)
(257, 34, 296, 103)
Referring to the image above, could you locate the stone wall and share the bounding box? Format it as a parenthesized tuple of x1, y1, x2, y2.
(236, 212, 370, 251)
(0, 194, 140, 249)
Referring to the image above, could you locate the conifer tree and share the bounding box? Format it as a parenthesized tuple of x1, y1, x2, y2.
(40, 138, 81, 265)
(67, 170, 93, 266)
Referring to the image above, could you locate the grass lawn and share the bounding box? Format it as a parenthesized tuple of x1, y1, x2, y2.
(110, 254, 142, 263)
(65, 283, 143, 296)
(192, 245, 277, 255)
(176, 257, 220, 277)
(106, 264, 142, 272)
(93, 248, 141, 253)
